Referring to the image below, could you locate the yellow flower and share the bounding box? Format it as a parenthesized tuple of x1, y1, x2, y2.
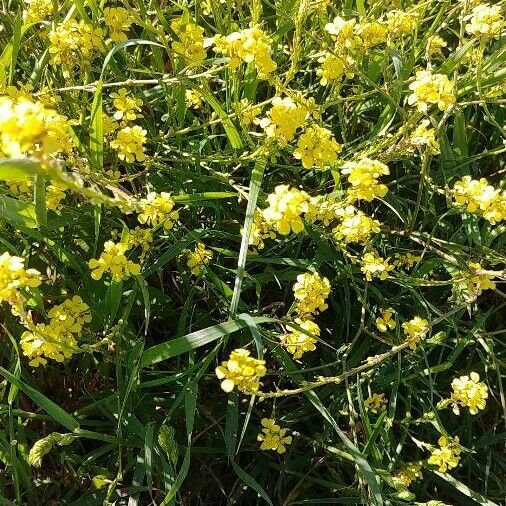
(426, 35, 447, 56)
(451, 372, 488, 415)
(237, 98, 261, 128)
(88, 241, 141, 281)
(428, 436, 461, 473)
(110, 125, 147, 163)
(258, 97, 308, 145)
(102, 113, 119, 135)
(0, 95, 74, 160)
(356, 20, 388, 49)
(185, 89, 203, 109)
(402, 316, 429, 349)
(0, 252, 41, 311)
(294, 125, 342, 169)
(386, 11, 418, 36)
(394, 463, 422, 488)
(408, 70, 455, 113)
(126, 227, 153, 262)
(186, 243, 213, 275)
(257, 419, 293, 453)
(324, 16, 358, 48)
(305, 195, 344, 227)
(262, 185, 311, 236)
(333, 206, 381, 244)
(376, 308, 396, 332)
(451, 176, 506, 224)
(247, 209, 276, 250)
(393, 252, 421, 270)
(282, 319, 320, 359)
(47, 295, 91, 335)
(171, 18, 206, 68)
(360, 251, 394, 281)
(48, 20, 105, 67)
(23, 0, 53, 24)
(364, 392, 387, 413)
(409, 120, 440, 154)
(465, 4, 503, 40)
(46, 182, 67, 215)
(137, 192, 179, 230)
(292, 272, 331, 317)
(341, 158, 390, 202)
(6, 179, 33, 199)
(110, 88, 143, 123)
(103, 6, 134, 42)
(465, 262, 496, 298)
(215, 348, 267, 393)
(213, 27, 277, 79)
(317, 53, 355, 86)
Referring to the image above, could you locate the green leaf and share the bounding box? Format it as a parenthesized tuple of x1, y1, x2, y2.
(0, 159, 40, 180)
(140, 315, 275, 367)
(0, 194, 37, 229)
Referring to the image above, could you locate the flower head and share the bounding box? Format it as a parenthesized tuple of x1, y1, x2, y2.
(294, 125, 342, 169)
(282, 319, 320, 359)
(402, 316, 429, 349)
(408, 71, 455, 113)
(394, 463, 422, 488)
(360, 251, 394, 281)
(333, 206, 381, 244)
(186, 243, 213, 275)
(341, 158, 390, 202)
(451, 372, 488, 415)
(137, 192, 179, 230)
(171, 18, 207, 67)
(103, 6, 134, 41)
(110, 88, 143, 123)
(215, 349, 267, 393)
(23, 0, 54, 24)
(88, 241, 141, 281)
(259, 97, 308, 145)
(292, 272, 331, 317)
(257, 419, 293, 453)
(376, 308, 396, 332)
(364, 392, 387, 413)
(465, 4, 503, 40)
(110, 125, 147, 163)
(428, 436, 461, 473)
(317, 53, 355, 86)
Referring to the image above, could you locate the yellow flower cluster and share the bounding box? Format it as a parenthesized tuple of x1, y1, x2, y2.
(213, 27, 277, 79)
(386, 11, 418, 36)
(6, 179, 33, 198)
(305, 195, 344, 227)
(259, 97, 308, 145)
(356, 21, 388, 49)
(89, 241, 141, 281)
(451, 372, 488, 415)
(215, 348, 267, 393)
(408, 71, 455, 113)
(333, 206, 381, 244)
(428, 436, 461, 473)
(426, 35, 447, 56)
(103, 6, 134, 42)
(402, 316, 429, 349)
(324, 16, 358, 49)
(48, 20, 104, 67)
(409, 120, 440, 154)
(0, 95, 74, 161)
(292, 272, 331, 317)
(23, 0, 53, 24)
(185, 89, 203, 109)
(137, 192, 179, 230)
(317, 53, 354, 86)
(20, 296, 91, 367)
(282, 319, 320, 359)
(110, 125, 147, 163)
(46, 183, 67, 215)
(464, 262, 496, 298)
(126, 227, 153, 262)
(237, 98, 261, 128)
(262, 185, 311, 236)
(465, 4, 504, 40)
(248, 209, 277, 250)
(394, 463, 422, 488)
(364, 392, 387, 413)
(0, 252, 41, 311)
(341, 158, 390, 202)
(451, 176, 506, 224)
(294, 125, 342, 169)
(360, 251, 394, 281)
(257, 419, 293, 453)
(111, 88, 143, 123)
(186, 243, 213, 275)
(171, 18, 207, 68)
(375, 308, 396, 332)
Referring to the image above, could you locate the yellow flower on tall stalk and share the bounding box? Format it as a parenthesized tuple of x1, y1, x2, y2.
(103, 6, 134, 42)
(465, 4, 503, 40)
(394, 462, 422, 488)
(110, 125, 147, 163)
(356, 20, 388, 48)
(215, 349, 267, 393)
(258, 97, 308, 145)
(294, 125, 342, 169)
(281, 319, 320, 359)
(171, 18, 207, 68)
(375, 308, 396, 332)
(317, 53, 355, 86)
(402, 316, 429, 349)
(408, 70, 455, 113)
(257, 419, 293, 453)
(451, 372, 488, 415)
(110, 88, 143, 123)
(292, 272, 331, 317)
(262, 185, 311, 236)
(47, 296, 91, 335)
(426, 35, 447, 56)
(428, 436, 461, 473)
(386, 11, 418, 37)
(23, 0, 54, 24)
(341, 158, 390, 202)
(364, 392, 387, 413)
(465, 262, 496, 298)
(137, 192, 179, 230)
(332, 206, 381, 244)
(88, 241, 141, 281)
(408, 120, 440, 154)
(0, 252, 41, 311)
(186, 243, 213, 275)
(324, 16, 358, 48)
(360, 251, 394, 281)
(46, 182, 67, 215)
